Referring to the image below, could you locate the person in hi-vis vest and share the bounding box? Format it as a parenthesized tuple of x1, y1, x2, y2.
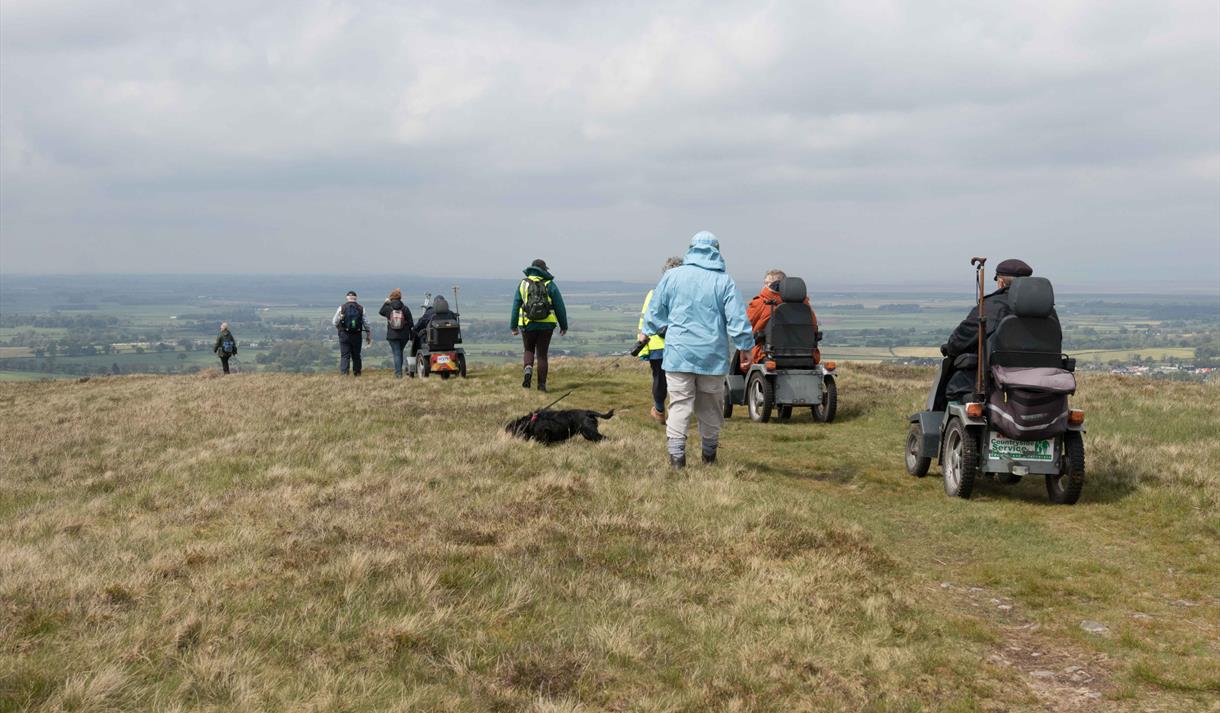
(637, 256, 684, 423)
(510, 258, 568, 393)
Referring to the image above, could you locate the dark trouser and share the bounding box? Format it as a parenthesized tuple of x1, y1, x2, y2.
(339, 331, 363, 375)
(650, 356, 667, 412)
(522, 328, 554, 384)
(388, 339, 406, 377)
(946, 368, 974, 402)
(219, 355, 230, 374)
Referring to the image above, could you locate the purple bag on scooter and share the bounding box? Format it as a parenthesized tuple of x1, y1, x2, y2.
(986, 366, 1076, 441)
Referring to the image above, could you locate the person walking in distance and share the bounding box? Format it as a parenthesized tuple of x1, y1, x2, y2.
(379, 288, 415, 378)
(332, 291, 371, 376)
(510, 258, 568, 393)
(213, 322, 237, 374)
(637, 256, 684, 423)
(644, 232, 752, 469)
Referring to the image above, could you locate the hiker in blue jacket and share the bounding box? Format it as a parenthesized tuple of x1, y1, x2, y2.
(644, 232, 752, 469)
(510, 259, 568, 392)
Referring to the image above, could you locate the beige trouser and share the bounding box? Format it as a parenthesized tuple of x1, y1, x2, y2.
(665, 372, 725, 454)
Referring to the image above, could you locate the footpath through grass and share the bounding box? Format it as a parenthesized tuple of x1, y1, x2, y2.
(0, 360, 1216, 712)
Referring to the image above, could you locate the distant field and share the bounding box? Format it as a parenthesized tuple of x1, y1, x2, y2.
(1073, 348, 1196, 363)
(0, 370, 76, 381)
(3, 276, 1215, 378)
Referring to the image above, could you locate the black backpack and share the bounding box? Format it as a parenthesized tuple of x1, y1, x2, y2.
(341, 302, 363, 332)
(522, 279, 552, 321)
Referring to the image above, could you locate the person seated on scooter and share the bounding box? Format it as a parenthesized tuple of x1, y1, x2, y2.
(411, 293, 454, 363)
(940, 259, 1057, 401)
(413, 294, 456, 343)
(742, 269, 819, 370)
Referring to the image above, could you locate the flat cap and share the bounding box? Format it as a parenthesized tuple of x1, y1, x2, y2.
(531, 258, 549, 271)
(995, 259, 1033, 278)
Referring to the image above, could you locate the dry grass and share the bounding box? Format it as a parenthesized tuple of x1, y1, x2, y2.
(0, 361, 1217, 712)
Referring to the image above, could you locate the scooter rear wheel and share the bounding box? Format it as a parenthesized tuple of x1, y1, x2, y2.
(942, 418, 980, 499)
(747, 372, 773, 423)
(905, 423, 930, 477)
(1046, 431, 1085, 505)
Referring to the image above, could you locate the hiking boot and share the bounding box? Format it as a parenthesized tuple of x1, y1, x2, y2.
(650, 407, 666, 424)
(522, 366, 533, 388)
(537, 382, 548, 393)
(669, 453, 686, 470)
(701, 450, 717, 465)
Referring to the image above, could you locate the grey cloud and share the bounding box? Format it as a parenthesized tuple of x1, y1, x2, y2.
(1, 0, 1217, 287)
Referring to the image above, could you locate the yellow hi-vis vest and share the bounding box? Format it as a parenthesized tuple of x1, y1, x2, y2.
(518, 276, 558, 327)
(637, 289, 666, 357)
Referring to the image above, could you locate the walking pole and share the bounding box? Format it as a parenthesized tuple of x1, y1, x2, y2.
(970, 257, 987, 401)
(452, 285, 460, 315)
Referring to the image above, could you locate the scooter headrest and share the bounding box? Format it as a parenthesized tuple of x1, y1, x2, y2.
(1009, 277, 1055, 318)
(779, 277, 807, 303)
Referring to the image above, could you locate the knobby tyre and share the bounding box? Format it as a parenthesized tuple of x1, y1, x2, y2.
(747, 372, 774, 423)
(942, 418, 980, 499)
(1046, 431, 1085, 505)
(905, 423, 931, 477)
(814, 378, 837, 423)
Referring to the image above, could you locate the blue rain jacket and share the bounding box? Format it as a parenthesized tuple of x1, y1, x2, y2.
(643, 232, 752, 375)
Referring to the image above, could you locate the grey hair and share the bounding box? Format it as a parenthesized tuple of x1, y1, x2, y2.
(220, 322, 229, 330)
(662, 256, 684, 273)
(765, 269, 786, 282)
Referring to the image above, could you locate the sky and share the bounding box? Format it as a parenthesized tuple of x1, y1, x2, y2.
(1, 0, 1218, 289)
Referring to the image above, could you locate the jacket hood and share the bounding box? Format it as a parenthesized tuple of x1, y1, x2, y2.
(683, 231, 726, 272)
(523, 265, 554, 280)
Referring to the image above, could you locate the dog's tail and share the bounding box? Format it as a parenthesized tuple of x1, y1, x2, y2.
(594, 409, 615, 420)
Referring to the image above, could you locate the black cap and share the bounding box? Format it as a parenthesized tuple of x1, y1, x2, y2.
(995, 259, 1032, 278)
(531, 258, 549, 271)
(346, 290, 357, 297)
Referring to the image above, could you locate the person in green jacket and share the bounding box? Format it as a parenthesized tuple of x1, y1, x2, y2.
(213, 322, 237, 374)
(510, 259, 568, 392)
(638, 256, 683, 423)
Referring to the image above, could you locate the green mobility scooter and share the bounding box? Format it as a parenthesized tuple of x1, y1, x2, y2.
(905, 260, 1085, 503)
(723, 277, 838, 423)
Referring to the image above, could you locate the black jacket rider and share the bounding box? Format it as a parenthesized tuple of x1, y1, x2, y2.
(941, 285, 1059, 400)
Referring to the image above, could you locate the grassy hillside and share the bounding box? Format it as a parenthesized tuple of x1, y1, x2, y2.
(1, 361, 1216, 712)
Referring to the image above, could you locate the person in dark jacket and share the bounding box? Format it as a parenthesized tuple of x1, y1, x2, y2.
(213, 322, 237, 374)
(510, 259, 568, 392)
(412, 293, 457, 360)
(379, 288, 415, 378)
(332, 291, 371, 376)
(941, 259, 1057, 400)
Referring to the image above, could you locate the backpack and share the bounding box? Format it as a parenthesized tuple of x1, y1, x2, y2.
(388, 307, 406, 331)
(341, 302, 363, 332)
(522, 279, 552, 321)
(220, 335, 236, 355)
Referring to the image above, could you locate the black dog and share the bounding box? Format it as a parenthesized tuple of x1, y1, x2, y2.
(505, 409, 615, 444)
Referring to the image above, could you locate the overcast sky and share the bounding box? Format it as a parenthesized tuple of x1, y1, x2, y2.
(1, 0, 1217, 288)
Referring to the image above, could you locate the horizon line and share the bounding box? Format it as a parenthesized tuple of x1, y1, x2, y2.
(2, 272, 1218, 297)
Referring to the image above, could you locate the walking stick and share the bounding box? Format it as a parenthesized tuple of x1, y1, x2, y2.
(451, 285, 460, 315)
(970, 257, 987, 400)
